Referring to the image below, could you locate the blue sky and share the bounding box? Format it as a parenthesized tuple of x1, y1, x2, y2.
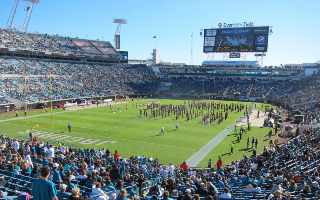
(0, 0, 319, 65)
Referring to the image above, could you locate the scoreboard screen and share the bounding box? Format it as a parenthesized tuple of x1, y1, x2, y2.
(203, 26, 269, 53)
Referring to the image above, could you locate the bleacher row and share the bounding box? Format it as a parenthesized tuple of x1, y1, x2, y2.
(0, 167, 138, 199)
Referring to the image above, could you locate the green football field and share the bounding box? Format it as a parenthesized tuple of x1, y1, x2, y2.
(0, 99, 272, 167)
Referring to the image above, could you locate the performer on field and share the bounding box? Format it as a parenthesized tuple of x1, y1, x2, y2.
(160, 127, 165, 136)
(67, 121, 72, 133)
(175, 122, 179, 130)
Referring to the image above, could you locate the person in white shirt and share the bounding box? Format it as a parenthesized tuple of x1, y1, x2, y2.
(43, 145, 48, 156)
(47, 145, 55, 158)
(12, 140, 20, 152)
(90, 182, 108, 200)
(25, 154, 33, 168)
(59, 146, 65, 154)
(243, 184, 262, 193)
(109, 192, 117, 200)
(219, 187, 232, 199)
(168, 164, 175, 177)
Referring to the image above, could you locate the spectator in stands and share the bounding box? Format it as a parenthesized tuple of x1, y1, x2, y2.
(69, 187, 83, 200)
(216, 156, 223, 170)
(114, 150, 120, 162)
(12, 139, 20, 152)
(90, 182, 108, 200)
(163, 191, 173, 200)
(117, 189, 129, 200)
(52, 163, 62, 184)
(179, 161, 189, 171)
(32, 166, 58, 200)
(219, 187, 232, 199)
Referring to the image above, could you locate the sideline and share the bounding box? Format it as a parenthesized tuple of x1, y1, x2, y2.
(186, 125, 234, 167)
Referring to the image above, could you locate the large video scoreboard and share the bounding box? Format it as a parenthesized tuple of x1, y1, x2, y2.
(203, 26, 269, 53)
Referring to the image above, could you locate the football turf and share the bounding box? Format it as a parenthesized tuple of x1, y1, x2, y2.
(199, 127, 273, 167)
(0, 99, 271, 166)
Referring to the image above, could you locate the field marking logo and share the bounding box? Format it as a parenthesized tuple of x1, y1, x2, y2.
(31, 130, 116, 146)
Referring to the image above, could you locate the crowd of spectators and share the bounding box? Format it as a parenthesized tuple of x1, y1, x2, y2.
(159, 74, 320, 114)
(0, 29, 117, 58)
(1, 55, 319, 116)
(0, 124, 319, 199)
(0, 58, 157, 104)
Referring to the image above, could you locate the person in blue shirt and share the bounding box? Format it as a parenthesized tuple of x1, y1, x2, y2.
(32, 166, 58, 200)
(52, 163, 62, 184)
(119, 159, 126, 179)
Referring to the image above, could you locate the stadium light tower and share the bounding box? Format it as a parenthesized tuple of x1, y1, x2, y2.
(113, 18, 127, 50)
(22, 0, 40, 32)
(6, 0, 39, 31)
(6, 0, 20, 29)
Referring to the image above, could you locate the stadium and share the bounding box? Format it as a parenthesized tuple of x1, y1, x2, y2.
(0, 0, 320, 199)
